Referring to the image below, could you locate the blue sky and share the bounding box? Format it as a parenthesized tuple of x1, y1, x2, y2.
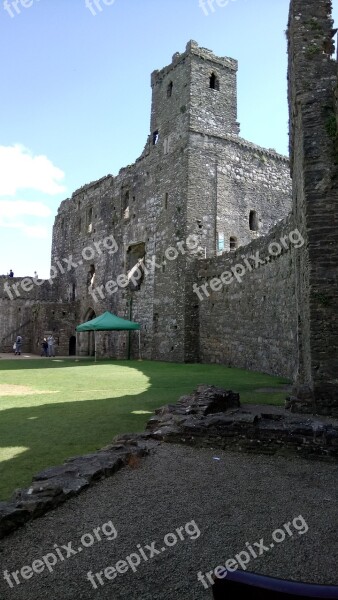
(0, 0, 337, 278)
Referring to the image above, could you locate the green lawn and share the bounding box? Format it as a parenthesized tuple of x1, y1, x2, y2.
(0, 359, 289, 500)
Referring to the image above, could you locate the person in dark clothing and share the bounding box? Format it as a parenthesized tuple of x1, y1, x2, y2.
(41, 339, 48, 357)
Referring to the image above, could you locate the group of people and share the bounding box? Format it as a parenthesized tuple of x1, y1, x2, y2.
(13, 334, 56, 357)
(41, 335, 56, 357)
(8, 269, 38, 278)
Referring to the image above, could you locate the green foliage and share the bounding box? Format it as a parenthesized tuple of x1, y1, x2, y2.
(305, 44, 321, 57)
(309, 18, 323, 32)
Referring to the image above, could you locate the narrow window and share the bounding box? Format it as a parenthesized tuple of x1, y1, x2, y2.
(209, 73, 220, 90)
(164, 192, 168, 209)
(123, 190, 130, 219)
(87, 264, 95, 288)
(152, 130, 159, 145)
(230, 237, 237, 251)
(217, 232, 224, 252)
(127, 243, 145, 291)
(167, 81, 173, 98)
(249, 210, 258, 231)
(87, 207, 93, 233)
(78, 217, 82, 233)
(71, 283, 76, 301)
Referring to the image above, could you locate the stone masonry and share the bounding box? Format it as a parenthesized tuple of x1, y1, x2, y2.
(287, 0, 338, 414)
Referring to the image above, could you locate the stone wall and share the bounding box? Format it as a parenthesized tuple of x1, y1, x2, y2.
(195, 216, 298, 379)
(287, 0, 338, 414)
(186, 132, 291, 257)
(0, 276, 78, 356)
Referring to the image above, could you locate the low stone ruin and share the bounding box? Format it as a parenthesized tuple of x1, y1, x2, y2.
(147, 385, 338, 458)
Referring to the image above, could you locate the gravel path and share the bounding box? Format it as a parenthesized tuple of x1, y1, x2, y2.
(0, 444, 337, 600)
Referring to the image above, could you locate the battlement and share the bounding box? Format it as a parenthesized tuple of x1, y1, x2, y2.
(151, 40, 237, 86)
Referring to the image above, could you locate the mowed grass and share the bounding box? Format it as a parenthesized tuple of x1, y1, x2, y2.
(0, 359, 289, 500)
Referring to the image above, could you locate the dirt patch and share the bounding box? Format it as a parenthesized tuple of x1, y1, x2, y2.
(0, 385, 57, 397)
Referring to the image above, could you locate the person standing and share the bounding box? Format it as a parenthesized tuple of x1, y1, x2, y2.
(47, 335, 55, 357)
(9, 270, 14, 278)
(15, 335, 22, 355)
(41, 338, 48, 357)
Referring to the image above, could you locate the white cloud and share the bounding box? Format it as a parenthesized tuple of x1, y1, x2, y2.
(0, 200, 51, 239)
(0, 200, 52, 219)
(0, 144, 66, 196)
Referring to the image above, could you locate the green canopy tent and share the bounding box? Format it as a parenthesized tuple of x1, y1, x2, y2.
(76, 311, 141, 361)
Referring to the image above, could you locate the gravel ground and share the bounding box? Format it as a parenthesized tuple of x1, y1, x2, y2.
(0, 444, 337, 600)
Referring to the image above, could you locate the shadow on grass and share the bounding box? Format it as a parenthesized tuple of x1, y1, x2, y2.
(0, 360, 290, 500)
(0, 394, 156, 501)
(0, 357, 99, 371)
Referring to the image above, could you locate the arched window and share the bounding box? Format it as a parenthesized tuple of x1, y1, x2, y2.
(209, 73, 220, 90)
(249, 210, 259, 231)
(230, 237, 237, 251)
(167, 81, 173, 98)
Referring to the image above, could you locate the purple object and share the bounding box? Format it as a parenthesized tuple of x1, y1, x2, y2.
(212, 570, 338, 599)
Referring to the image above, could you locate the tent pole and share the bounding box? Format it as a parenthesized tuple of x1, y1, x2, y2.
(138, 330, 142, 361)
(94, 331, 97, 363)
(76, 332, 78, 358)
(128, 297, 132, 360)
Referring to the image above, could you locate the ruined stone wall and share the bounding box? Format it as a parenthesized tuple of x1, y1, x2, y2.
(0, 276, 78, 355)
(288, 0, 338, 415)
(195, 216, 298, 379)
(187, 132, 291, 256)
(51, 134, 191, 361)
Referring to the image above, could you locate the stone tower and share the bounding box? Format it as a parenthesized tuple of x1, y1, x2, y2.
(288, 0, 338, 415)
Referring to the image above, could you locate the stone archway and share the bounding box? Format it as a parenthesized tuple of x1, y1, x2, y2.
(79, 308, 96, 356)
(69, 336, 76, 356)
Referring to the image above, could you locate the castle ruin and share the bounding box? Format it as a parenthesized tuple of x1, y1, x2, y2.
(1, 0, 337, 417)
